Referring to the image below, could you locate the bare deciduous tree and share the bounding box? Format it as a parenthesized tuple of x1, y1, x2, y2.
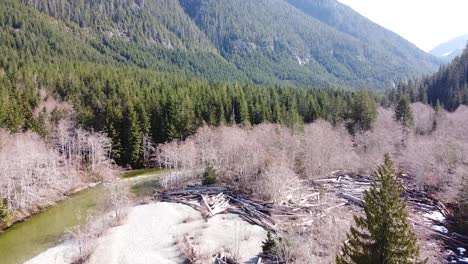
(411, 102, 435, 135)
(354, 107, 403, 172)
(0, 122, 113, 221)
(153, 105, 468, 203)
(302, 120, 358, 179)
(0, 131, 72, 213)
(104, 182, 129, 222)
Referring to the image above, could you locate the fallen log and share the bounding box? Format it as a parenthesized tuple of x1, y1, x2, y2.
(202, 194, 216, 216)
(338, 192, 364, 206)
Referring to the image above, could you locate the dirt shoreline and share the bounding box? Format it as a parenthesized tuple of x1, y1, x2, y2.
(0, 182, 101, 232)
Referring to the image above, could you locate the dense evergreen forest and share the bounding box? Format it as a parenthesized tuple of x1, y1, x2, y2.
(0, 0, 464, 169)
(389, 46, 468, 110)
(0, 60, 376, 167)
(0, 0, 248, 82)
(1, 0, 439, 89)
(0, 0, 388, 168)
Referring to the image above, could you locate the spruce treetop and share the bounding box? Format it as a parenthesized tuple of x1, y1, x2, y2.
(336, 154, 426, 264)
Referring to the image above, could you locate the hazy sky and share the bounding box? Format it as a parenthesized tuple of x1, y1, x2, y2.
(337, 0, 468, 52)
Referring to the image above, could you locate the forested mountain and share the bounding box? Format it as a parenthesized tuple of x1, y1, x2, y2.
(0, 0, 248, 81)
(388, 45, 468, 111)
(1, 0, 390, 168)
(0, 0, 454, 168)
(178, 0, 439, 88)
(2, 0, 439, 89)
(430, 33, 468, 62)
(287, 0, 439, 82)
(424, 46, 468, 110)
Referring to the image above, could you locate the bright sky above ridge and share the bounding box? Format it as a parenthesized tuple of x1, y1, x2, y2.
(337, 0, 468, 52)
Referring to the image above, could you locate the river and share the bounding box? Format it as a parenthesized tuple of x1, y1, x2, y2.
(0, 171, 163, 264)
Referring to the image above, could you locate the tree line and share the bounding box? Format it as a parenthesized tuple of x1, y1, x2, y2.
(386, 45, 468, 111)
(0, 61, 381, 167)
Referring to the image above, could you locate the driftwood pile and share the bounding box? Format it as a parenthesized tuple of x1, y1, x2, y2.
(212, 253, 241, 264)
(316, 172, 450, 217)
(157, 185, 325, 232)
(157, 185, 325, 263)
(158, 186, 277, 230)
(156, 173, 468, 263)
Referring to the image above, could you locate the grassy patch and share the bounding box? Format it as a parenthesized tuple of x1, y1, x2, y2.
(122, 168, 162, 178)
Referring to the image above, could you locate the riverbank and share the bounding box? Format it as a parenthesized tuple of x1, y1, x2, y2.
(0, 170, 166, 264)
(0, 181, 101, 232)
(0, 184, 106, 264)
(26, 202, 267, 264)
(0, 168, 164, 232)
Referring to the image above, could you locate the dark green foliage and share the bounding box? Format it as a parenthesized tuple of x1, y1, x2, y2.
(0, 0, 399, 168)
(0, 0, 247, 84)
(0, 61, 368, 167)
(179, 0, 438, 89)
(0, 0, 112, 71)
(347, 90, 377, 133)
(0, 198, 11, 226)
(262, 231, 278, 255)
(336, 155, 426, 264)
(452, 176, 468, 235)
(21, 0, 215, 51)
(0, 73, 40, 133)
(394, 96, 415, 128)
(4, 0, 438, 89)
(425, 46, 468, 111)
(201, 165, 218, 185)
(389, 45, 468, 111)
(120, 103, 142, 165)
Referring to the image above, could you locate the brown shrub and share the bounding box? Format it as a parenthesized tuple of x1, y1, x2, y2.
(302, 120, 358, 179)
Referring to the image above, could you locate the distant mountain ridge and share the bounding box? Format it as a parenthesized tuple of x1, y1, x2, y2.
(430, 34, 468, 62)
(1, 0, 440, 89)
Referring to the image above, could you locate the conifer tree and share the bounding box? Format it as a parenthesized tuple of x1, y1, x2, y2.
(262, 231, 278, 255)
(0, 198, 11, 226)
(394, 96, 414, 128)
(271, 93, 282, 123)
(104, 105, 123, 164)
(336, 154, 426, 264)
(238, 93, 251, 127)
(121, 103, 142, 165)
(347, 90, 377, 133)
(453, 176, 468, 234)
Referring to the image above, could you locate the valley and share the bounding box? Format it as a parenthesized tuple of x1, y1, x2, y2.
(0, 0, 467, 263)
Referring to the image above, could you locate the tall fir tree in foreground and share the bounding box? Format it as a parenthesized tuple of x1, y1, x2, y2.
(336, 154, 426, 264)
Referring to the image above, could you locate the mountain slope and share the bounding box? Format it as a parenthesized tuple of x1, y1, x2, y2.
(393, 46, 468, 111)
(288, 0, 438, 71)
(0, 0, 112, 68)
(179, 0, 439, 88)
(0, 0, 248, 82)
(430, 34, 468, 62)
(20, 0, 214, 51)
(425, 46, 468, 110)
(4, 0, 440, 89)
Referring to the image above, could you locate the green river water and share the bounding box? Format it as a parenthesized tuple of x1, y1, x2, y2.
(0, 172, 163, 264)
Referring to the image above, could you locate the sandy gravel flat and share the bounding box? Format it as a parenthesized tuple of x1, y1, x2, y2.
(25, 243, 77, 264)
(26, 202, 266, 264)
